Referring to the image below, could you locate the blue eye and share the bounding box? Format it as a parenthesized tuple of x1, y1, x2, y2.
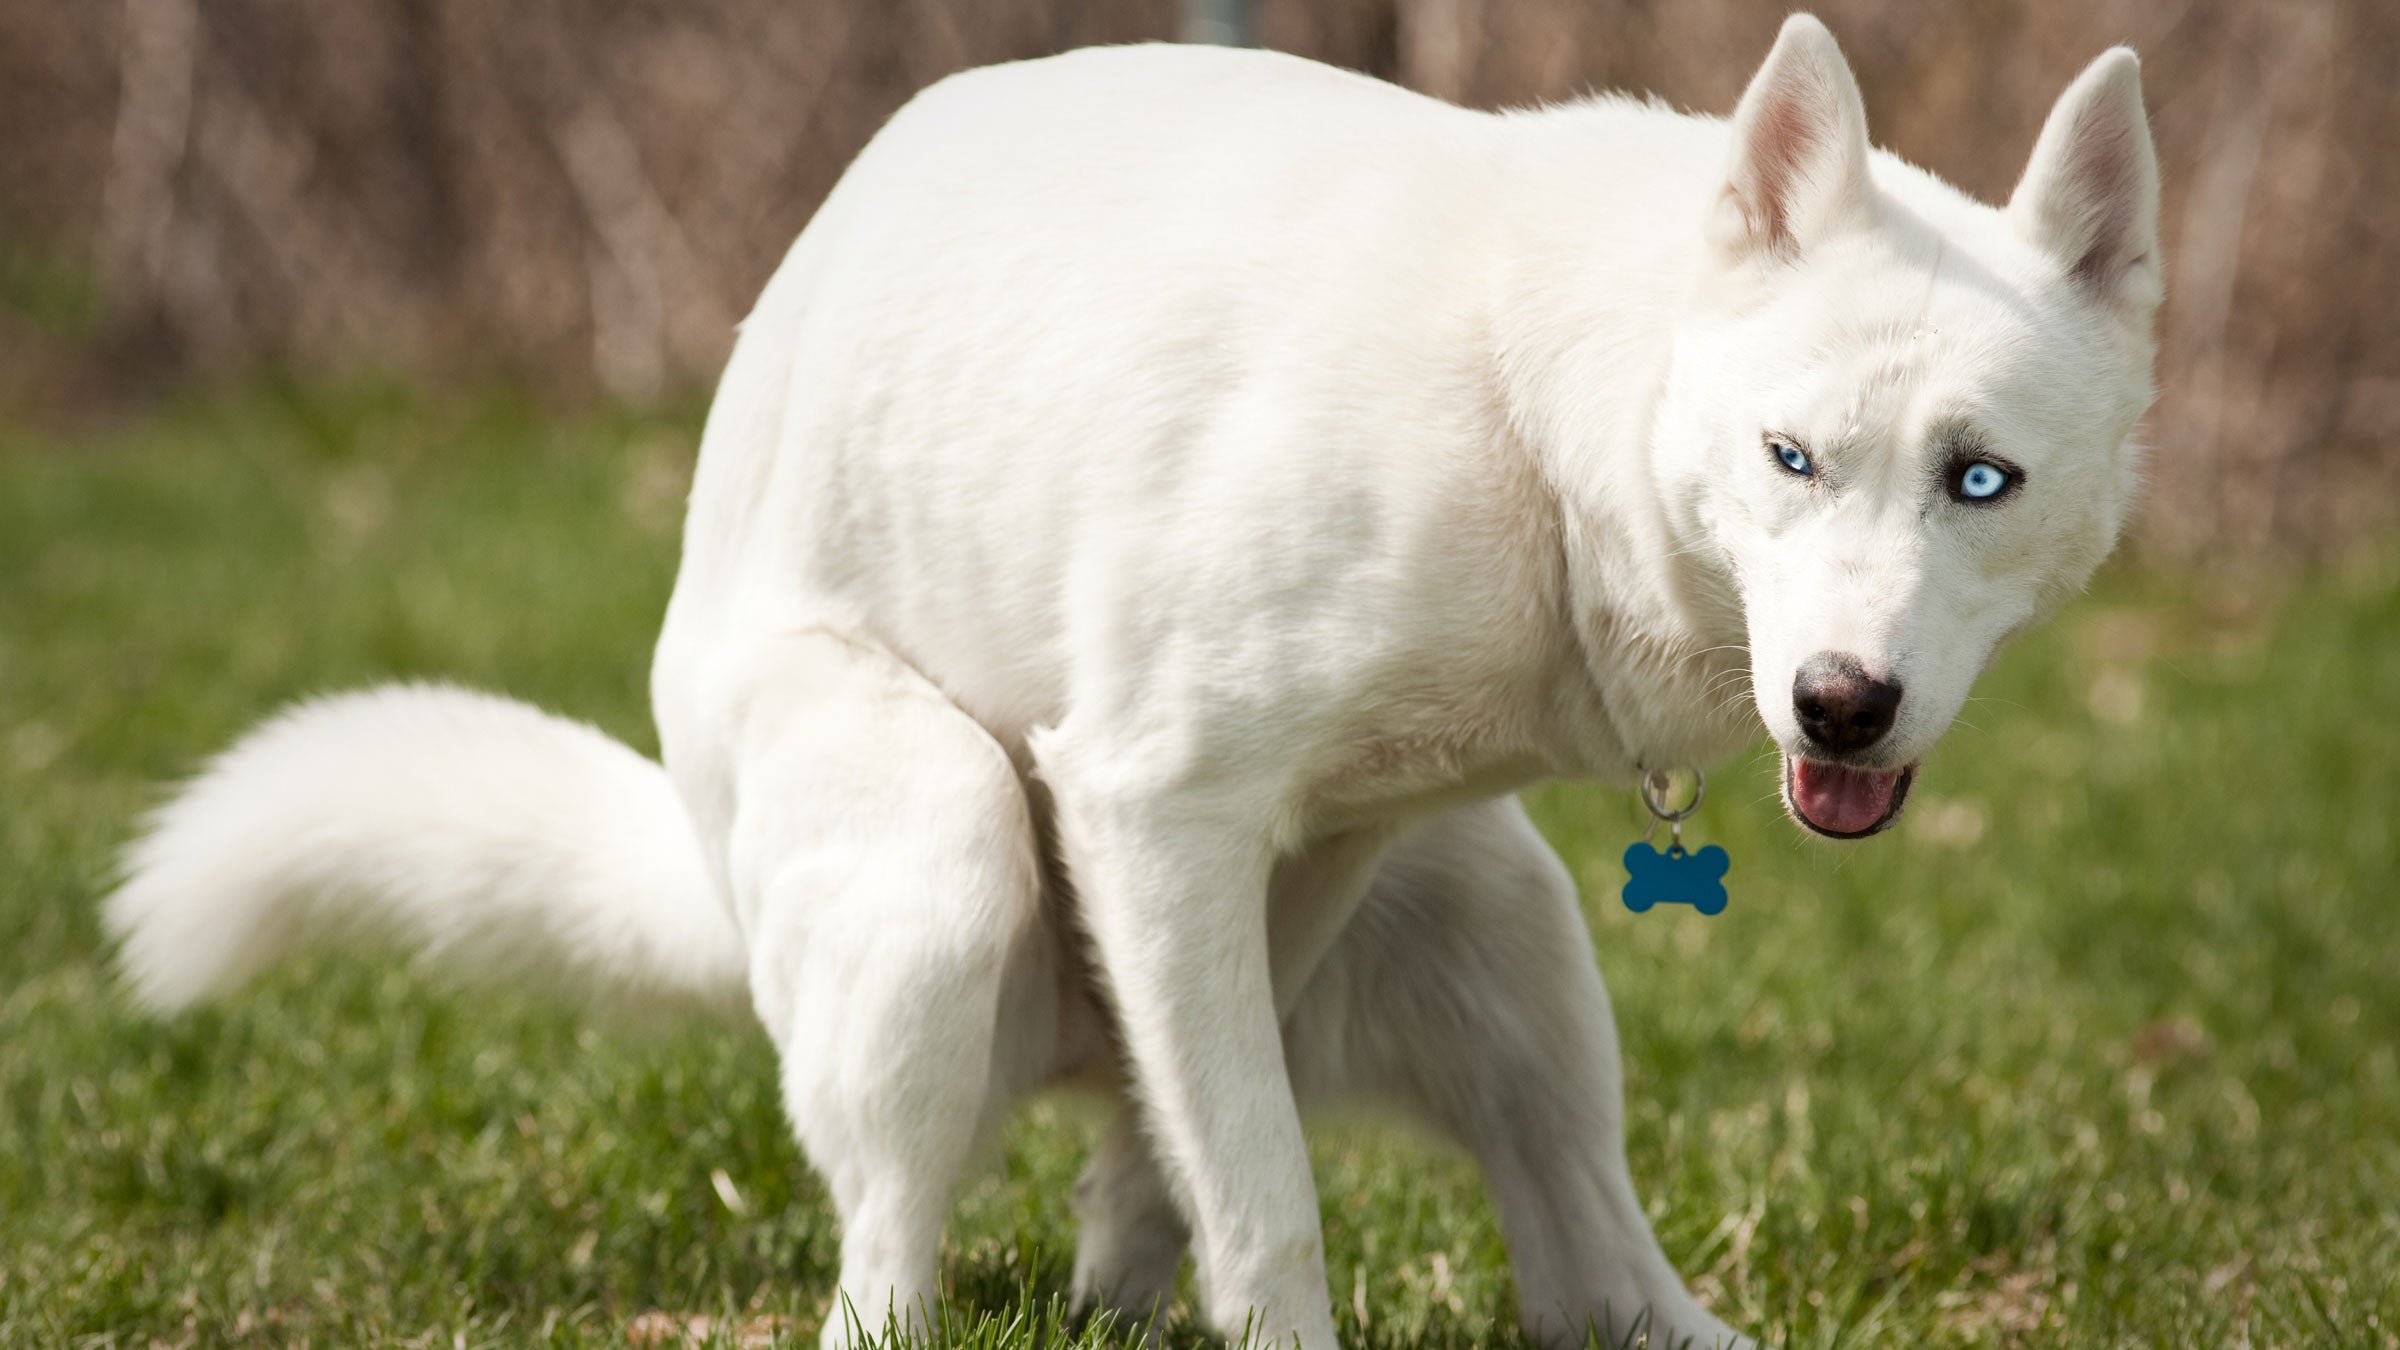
(1771, 439, 1813, 477)
(1954, 460, 2014, 502)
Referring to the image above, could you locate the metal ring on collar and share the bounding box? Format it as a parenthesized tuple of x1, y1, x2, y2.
(1640, 767, 1706, 822)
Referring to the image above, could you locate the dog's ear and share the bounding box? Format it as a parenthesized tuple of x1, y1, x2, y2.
(1711, 14, 1873, 264)
(2009, 49, 2162, 316)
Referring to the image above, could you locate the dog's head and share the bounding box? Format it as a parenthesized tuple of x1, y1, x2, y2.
(1651, 16, 2161, 838)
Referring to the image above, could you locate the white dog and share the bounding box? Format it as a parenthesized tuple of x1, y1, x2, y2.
(109, 16, 2159, 1349)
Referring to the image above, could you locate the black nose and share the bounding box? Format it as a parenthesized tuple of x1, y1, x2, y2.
(1792, 652, 1903, 754)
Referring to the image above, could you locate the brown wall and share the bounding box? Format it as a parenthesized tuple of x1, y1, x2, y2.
(2, 0, 2392, 558)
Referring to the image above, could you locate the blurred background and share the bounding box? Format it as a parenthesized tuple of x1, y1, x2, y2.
(2, 0, 2394, 562)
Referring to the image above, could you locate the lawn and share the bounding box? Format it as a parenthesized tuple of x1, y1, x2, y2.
(2, 385, 2395, 1348)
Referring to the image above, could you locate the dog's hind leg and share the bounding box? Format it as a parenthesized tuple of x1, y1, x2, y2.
(679, 627, 1054, 1350)
(1068, 1104, 1188, 1336)
(1285, 797, 1752, 1350)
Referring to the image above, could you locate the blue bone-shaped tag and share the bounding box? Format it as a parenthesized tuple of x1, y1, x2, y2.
(1621, 841, 1730, 916)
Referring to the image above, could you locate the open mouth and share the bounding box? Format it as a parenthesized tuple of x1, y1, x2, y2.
(1782, 756, 1917, 838)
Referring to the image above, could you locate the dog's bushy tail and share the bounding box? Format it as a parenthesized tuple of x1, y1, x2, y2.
(106, 684, 748, 1018)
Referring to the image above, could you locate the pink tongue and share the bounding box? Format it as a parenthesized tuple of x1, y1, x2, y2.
(1792, 760, 1902, 834)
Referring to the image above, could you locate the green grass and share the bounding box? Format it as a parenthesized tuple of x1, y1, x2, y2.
(3, 384, 2395, 1348)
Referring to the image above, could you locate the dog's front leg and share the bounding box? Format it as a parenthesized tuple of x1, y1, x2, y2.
(1285, 798, 1753, 1349)
(1044, 753, 1338, 1349)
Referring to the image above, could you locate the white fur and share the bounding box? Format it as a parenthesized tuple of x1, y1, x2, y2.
(108, 685, 745, 1015)
(110, 18, 2158, 1350)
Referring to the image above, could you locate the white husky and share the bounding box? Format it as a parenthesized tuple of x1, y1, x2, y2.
(108, 16, 2159, 1349)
